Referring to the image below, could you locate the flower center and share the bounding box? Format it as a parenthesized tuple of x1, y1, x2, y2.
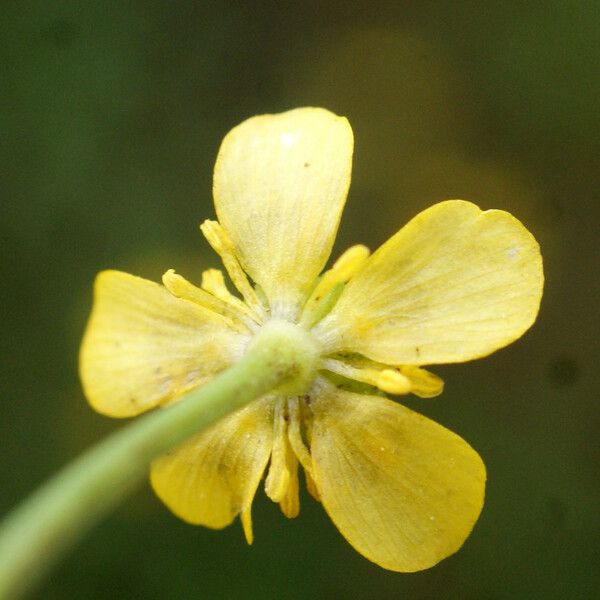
(246, 318, 320, 397)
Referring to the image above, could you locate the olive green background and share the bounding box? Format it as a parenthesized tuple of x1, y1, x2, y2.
(1, 2, 598, 599)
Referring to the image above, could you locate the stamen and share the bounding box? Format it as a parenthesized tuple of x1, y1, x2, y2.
(240, 507, 254, 545)
(201, 268, 232, 299)
(162, 270, 254, 333)
(278, 453, 299, 519)
(253, 283, 269, 309)
(287, 398, 320, 501)
(264, 401, 289, 503)
(287, 398, 314, 477)
(301, 284, 345, 330)
(321, 358, 411, 395)
(300, 245, 369, 328)
(200, 220, 266, 318)
(201, 268, 262, 325)
(264, 400, 300, 518)
(398, 365, 444, 398)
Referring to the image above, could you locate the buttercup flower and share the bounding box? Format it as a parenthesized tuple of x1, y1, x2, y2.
(80, 108, 543, 571)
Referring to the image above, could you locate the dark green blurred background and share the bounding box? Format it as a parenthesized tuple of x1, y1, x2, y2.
(2, 2, 599, 599)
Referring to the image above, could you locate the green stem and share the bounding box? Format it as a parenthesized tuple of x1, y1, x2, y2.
(0, 320, 312, 600)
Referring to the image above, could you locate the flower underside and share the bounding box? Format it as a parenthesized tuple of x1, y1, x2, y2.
(80, 107, 543, 572)
(158, 226, 447, 534)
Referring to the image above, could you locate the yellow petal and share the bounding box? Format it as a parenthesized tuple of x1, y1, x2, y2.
(314, 200, 543, 364)
(213, 107, 354, 319)
(150, 397, 273, 544)
(309, 380, 486, 572)
(80, 270, 248, 417)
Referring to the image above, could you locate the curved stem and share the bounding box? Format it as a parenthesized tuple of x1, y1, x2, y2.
(0, 322, 308, 600)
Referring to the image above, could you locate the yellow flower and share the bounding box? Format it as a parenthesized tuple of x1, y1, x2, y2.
(80, 107, 543, 572)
